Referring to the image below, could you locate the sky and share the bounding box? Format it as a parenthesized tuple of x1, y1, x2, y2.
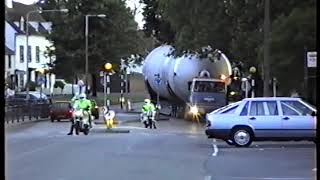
(12, 0, 145, 29)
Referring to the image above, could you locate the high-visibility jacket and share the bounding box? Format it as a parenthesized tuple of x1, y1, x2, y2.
(142, 102, 155, 114)
(73, 99, 92, 111)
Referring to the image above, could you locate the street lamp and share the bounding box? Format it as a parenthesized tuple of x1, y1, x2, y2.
(85, 14, 107, 95)
(25, 8, 68, 99)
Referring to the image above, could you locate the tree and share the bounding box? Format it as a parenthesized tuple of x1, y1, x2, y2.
(267, 5, 316, 95)
(141, 0, 175, 45)
(41, 0, 144, 81)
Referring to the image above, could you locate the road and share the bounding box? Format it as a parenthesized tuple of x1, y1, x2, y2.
(5, 116, 317, 180)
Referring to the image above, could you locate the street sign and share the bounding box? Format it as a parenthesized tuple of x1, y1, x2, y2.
(307, 52, 317, 67)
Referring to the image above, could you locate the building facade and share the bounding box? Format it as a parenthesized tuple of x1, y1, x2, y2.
(5, 1, 56, 92)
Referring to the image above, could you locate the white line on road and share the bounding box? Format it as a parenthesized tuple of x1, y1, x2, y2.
(204, 175, 211, 180)
(212, 139, 218, 156)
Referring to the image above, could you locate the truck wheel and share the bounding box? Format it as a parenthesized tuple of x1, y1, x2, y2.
(231, 127, 253, 147)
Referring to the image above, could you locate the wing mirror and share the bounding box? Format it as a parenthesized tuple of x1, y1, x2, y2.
(311, 111, 317, 117)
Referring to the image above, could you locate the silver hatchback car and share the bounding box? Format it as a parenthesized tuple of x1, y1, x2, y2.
(205, 97, 317, 147)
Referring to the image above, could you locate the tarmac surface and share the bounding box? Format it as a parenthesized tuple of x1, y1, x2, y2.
(5, 113, 317, 180)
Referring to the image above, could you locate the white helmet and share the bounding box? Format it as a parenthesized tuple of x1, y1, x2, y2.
(79, 93, 86, 99)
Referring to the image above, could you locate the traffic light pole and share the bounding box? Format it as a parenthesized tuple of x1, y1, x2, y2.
(120, 73, 124, 109)
(106, 73, 111, 108)
(103, 72, 106, 107)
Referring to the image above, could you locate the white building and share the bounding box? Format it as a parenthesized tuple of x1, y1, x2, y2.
(5, 1, 56, 92)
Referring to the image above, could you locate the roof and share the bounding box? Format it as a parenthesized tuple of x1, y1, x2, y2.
(243, 97, 301, 101)
(5, 2, 50, 36)
(6, 2, 46, 22)
(6, 19, 25, 34)
(5, 46, 15, 55)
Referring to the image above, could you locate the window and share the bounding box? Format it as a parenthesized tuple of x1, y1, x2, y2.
(193, 81, 225, 93)
(281, 103, 299, 116)
(281, 101, 312, 116)
(36, 46, 40, 63)
(221, 105, 238, 114)
(27, 46, 32, 62)
(266, 101, 278, 115)
(20, 45, 24, 63)
(249, 101, 265, 116)
(240, 102, 249, 116)
(8, 56, 12, 68)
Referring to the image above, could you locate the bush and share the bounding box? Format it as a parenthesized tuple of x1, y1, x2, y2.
(54, 81, 65, 94)
(54, 81, 65, 89)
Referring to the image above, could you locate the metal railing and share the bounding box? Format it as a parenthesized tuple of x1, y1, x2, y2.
(5, 103, 50, 124)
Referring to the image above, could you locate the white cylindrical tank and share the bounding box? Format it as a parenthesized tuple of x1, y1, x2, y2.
(143, 45, 176, 100)
(143, 45, 232, 103)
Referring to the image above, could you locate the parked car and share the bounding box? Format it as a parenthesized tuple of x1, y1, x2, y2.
(49, 101, 73, 122)
(90, 100, 99, 119)
(5, 91, 51, 118)
(205, 97, 317, 147)
(6, 91, 50, 106)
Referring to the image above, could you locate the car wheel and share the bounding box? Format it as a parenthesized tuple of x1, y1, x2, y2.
(58, 119, 61, 122)
(231, 128, 253, 147)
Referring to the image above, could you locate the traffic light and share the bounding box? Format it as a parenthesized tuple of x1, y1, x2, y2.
(101, 63, 115, 74)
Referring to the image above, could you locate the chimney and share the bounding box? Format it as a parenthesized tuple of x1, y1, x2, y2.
(20, 16, 25, 31)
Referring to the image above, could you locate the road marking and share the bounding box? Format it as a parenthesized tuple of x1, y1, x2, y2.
(204, 175, 211, 180)
(212, 139, 218, 156)
(214, 176, 312, 180)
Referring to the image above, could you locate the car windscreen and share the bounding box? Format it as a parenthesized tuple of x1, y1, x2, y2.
(51, 103, 71, 109)
(193, 81, 225, 93)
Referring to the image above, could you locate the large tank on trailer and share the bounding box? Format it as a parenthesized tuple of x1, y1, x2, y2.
(143, 45, 232, 104)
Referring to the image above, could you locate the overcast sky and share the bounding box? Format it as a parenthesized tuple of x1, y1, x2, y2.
(12, 0, 145, 29)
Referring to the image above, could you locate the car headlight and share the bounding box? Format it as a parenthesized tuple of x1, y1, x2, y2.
(190, 106, 199, 115)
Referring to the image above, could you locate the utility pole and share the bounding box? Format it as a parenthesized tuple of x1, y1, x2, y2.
(263, 0, 271, 97)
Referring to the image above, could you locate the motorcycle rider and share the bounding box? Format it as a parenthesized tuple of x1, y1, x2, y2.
(67, 93, 92, 135)
(141, 99, 157, 129)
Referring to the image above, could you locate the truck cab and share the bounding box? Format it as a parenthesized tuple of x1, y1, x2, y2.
(185, 77, 228, 120)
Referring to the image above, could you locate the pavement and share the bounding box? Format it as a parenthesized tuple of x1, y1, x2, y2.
(5, 115, 317, 180)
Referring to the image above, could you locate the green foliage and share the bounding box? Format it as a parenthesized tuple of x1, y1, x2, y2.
(141, 0, 175, 44)
(41, 0, 147, 80)
(267, 6, 316, 94)
(54, 81, 65, 90)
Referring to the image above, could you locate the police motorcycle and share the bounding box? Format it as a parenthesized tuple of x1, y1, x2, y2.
(140, 110, 157, 129)
(73, 108, 91, 135)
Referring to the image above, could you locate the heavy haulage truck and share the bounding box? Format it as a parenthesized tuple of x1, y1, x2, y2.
(142, 45, 233, 121)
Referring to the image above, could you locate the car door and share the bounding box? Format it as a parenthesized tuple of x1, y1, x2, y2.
(279, 100, 315, 138)
(246, 100, 282, 138)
